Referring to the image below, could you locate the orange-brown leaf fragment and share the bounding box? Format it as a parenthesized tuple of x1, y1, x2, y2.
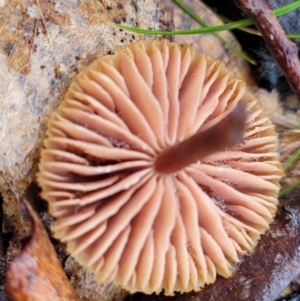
(5, 199, 77, 301)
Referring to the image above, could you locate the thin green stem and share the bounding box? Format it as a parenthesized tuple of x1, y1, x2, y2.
(284, 149, 300, 171)
(274, 0, 300, 16)
(288, 34, 300, 39)
(117, 0, 300, 36)
(279, 181, 300, 197)
(172, 0, 257, 64)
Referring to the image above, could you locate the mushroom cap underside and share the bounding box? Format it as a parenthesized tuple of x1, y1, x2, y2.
(37, 39, 284, 295)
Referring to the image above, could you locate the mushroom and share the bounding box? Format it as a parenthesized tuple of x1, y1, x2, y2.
(37, 39, 284, 295)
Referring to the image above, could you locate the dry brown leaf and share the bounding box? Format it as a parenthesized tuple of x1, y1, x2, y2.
(4, 199, 77, 301)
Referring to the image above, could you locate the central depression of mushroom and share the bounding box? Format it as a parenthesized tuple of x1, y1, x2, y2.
(38, 39, 283, 295)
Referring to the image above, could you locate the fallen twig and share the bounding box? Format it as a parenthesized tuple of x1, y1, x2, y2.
(235, 0, 300, 103)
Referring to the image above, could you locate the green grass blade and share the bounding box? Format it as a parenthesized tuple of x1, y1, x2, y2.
(275, 0, 300, 16)
(284, 149, 300, 171)
(172, 0, 257, 64)
(117, 0, 300, 36)
(288, 34, 300, 39)
(279, 181, 300, 197)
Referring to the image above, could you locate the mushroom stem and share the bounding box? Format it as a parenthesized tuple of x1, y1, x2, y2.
(154, 103, 247, 174)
